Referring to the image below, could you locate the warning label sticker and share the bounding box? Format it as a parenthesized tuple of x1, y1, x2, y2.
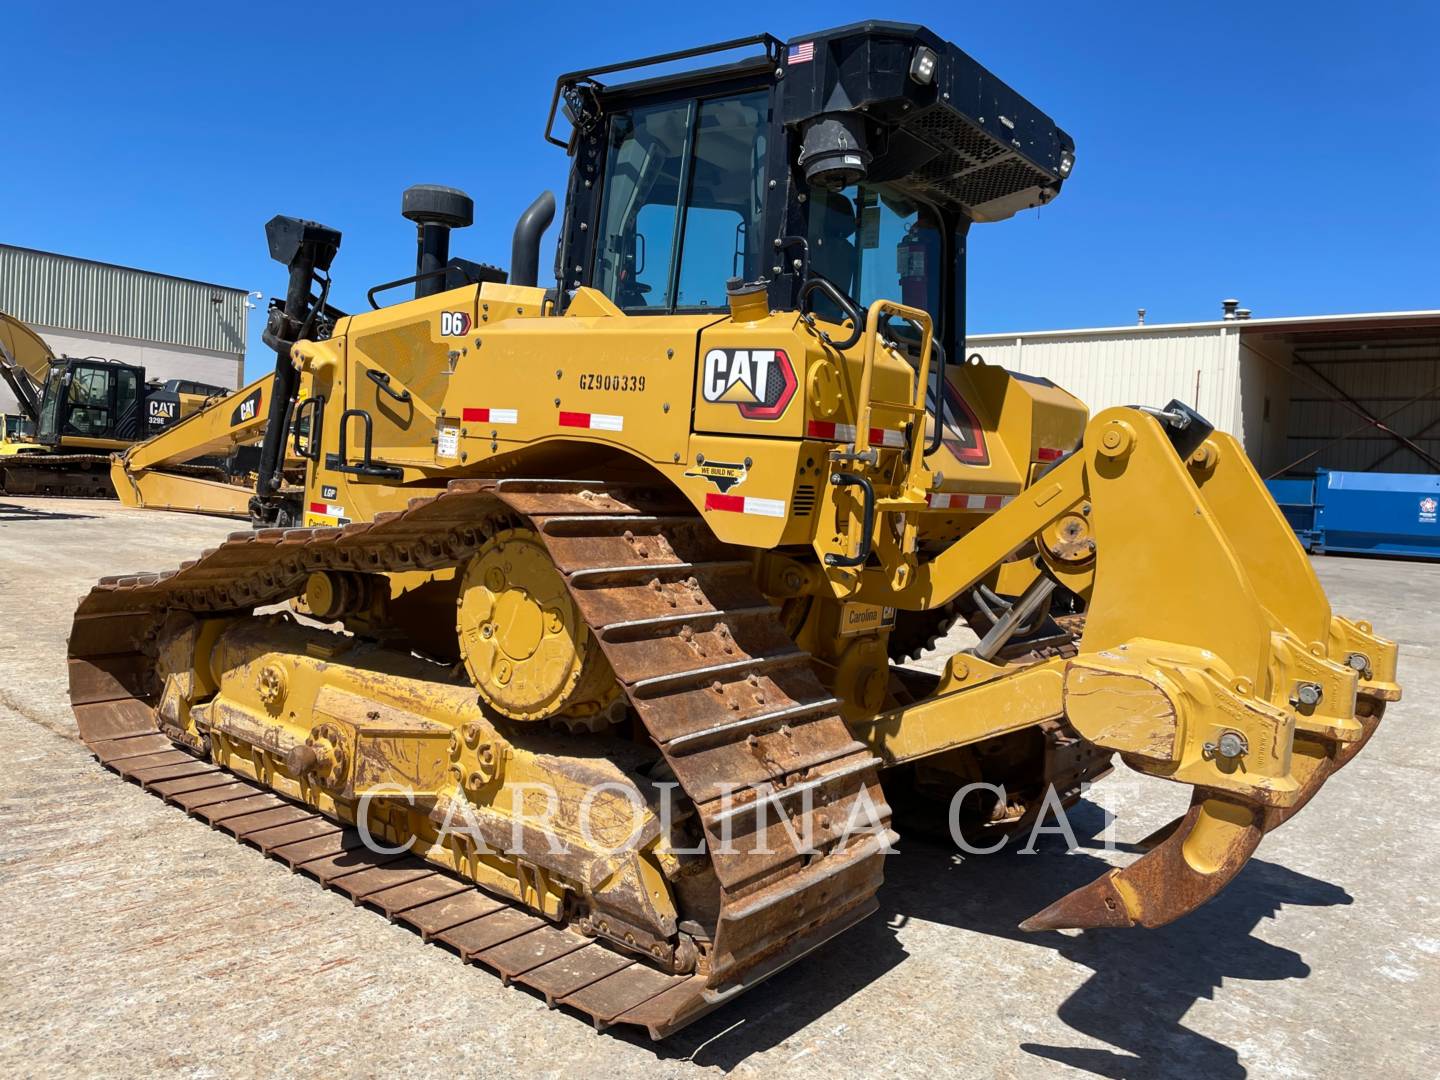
(437, 423, 460, 459)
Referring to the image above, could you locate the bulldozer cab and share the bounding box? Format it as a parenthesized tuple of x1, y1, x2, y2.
(549, 22, 1074, 359)
(36, 358, 146, 447)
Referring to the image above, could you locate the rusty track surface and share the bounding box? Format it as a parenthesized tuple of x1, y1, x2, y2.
(68, 478, 894, 1038)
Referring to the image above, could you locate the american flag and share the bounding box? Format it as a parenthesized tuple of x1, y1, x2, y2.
(787, 41, 814, 65)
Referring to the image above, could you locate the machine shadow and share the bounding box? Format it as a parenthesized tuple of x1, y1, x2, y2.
(0, 500, 97, 522)
(650, 801, 1351, 1076)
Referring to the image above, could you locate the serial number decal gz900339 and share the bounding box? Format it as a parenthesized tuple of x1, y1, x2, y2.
(578, 373, 647, 392)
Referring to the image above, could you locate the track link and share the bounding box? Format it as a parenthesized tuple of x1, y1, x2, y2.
(2, 453, 225, 498)
(68, 478, 893, 1038)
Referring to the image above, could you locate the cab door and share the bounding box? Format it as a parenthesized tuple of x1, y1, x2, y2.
(113, 366, 142, 440)
(56, 363, 115, 443)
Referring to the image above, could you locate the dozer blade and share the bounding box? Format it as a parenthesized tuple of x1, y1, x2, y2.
(1021, 795, 1262, 931)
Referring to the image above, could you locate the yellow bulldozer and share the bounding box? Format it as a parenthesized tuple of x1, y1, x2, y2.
(1, 310, 227, 496)
(69, 24, 1400, 1038)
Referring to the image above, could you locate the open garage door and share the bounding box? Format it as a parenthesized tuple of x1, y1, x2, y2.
(1239, 313, 1440, 477)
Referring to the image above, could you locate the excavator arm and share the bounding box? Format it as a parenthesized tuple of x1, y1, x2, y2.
(0, 310, 55, 421)
(110, 373, 280, 518)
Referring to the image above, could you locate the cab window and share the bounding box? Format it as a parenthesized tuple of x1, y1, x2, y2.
(64, 366, 112, 436)
(593, 89, 770, 312)
(674, 92, 769, 307)
(807, 184, 944, 334)
(594, 100, 691, 309)
(38, 368, 64, 440)
(115, 367, 139, 437)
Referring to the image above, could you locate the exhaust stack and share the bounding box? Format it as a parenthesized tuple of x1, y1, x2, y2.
(510, 191, 556, 289)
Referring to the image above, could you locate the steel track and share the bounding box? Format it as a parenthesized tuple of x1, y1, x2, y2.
(68, 477, 894, 1037)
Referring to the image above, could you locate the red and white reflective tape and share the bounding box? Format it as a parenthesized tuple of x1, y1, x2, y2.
(308, 501, 346, 517)
(1036, 446, 1064, 462)
(704, 493, 787, 518)
(462, 407, 518, 425)
(806, 420, 906, 448)
(558, 410, 624, 432)
(926, 492, 1013, 511)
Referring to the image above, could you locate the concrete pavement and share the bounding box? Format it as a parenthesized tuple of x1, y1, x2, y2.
(0, 495, 1434, 1078)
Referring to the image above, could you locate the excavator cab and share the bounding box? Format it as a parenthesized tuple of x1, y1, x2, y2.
(2, 414, 35, 444)
(36, 358, 146, 447)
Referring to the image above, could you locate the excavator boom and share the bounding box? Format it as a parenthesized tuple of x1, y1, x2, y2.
(110, 373, 288, 518)
(0, 309, 53, 420)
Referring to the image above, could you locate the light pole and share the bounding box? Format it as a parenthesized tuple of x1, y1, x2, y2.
(242, 291, 265, 384)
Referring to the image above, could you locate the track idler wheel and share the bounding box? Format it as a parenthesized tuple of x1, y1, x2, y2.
(1020, 794, 1263, 931)
(456, 527, 620, 731)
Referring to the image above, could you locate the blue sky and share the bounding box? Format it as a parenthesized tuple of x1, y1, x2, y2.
(4, 2, 1437, 380)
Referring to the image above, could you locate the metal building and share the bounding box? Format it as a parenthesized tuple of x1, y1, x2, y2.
(967, 304, 1440, 478)
(0, 244, 248, 413)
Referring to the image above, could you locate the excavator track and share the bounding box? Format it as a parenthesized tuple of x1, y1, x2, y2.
(3, 453, 116, 497)
(68, 478, 893, 1038)
(3, 454, 224, 498)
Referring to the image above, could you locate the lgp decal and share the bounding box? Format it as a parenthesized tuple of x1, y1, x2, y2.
(229, 387, 263, 427)
(685, 458, 748, 493)
(702, 348, 797, 420)
(440, 311, 472, 337)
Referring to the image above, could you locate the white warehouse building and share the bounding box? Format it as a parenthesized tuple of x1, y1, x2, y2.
(0, 243, 249, 415)
(967, 304, 1440, 478)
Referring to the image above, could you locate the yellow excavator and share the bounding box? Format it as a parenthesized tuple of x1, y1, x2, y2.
(69, 24, 1400, 1038)
(1, 310, 225, 496)
(108, 371, 309, 520)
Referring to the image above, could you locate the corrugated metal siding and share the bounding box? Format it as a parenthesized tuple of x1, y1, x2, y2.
(967, 325, 1243, 435)
(1238, 339, 1295, 476)
(0, 245, 246, 355)
(1283, 341, 1440, 473)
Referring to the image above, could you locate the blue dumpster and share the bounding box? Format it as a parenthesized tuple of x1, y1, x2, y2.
(1265, 469, 1440, 558)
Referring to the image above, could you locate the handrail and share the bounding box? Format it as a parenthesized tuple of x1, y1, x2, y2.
(825, 472, 876, 568)
(855, 299, 935, 480)
(823, 299, 935, 571)
(798, 277, 864, 352)
(544, 34, 782, 148)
